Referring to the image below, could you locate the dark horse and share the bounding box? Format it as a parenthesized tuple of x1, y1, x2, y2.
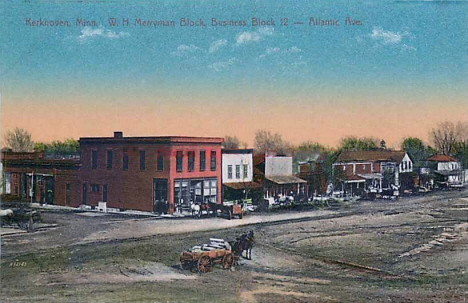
(230, 230, 255, 261)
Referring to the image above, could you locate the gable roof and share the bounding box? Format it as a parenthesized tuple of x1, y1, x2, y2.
(336, 150, 407, 163)
(427, 154, 458, 162)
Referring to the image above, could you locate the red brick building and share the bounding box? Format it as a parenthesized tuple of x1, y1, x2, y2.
(78, 132, 223, 213)
(1, 151, 81, 206)
(332, 150, 414, 196)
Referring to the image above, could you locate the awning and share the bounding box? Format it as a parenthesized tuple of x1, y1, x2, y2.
(341, 175, 366, 183)
(223, 182, 262, 190)
(435, 170, 463, 176)
(357, 173, 383, 180)
(265, 175, 307, 185)
(27, 173, 54, 177)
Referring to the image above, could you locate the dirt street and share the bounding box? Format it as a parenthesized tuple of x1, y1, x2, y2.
(1, 190, 468, 302)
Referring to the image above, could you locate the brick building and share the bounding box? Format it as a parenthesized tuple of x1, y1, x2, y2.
(1, 151, 81, 206)
(332, 150, 413, 196)
(78, 132, 223, 213)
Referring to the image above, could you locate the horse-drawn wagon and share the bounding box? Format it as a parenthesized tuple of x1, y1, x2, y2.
(219, 203, 244, 220)
(180, 238, 236, 273)
(180, 231, 254, 273)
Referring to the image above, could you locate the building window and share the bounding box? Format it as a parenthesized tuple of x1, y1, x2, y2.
(343, 166, 346, 171)
(157, 151, 164, 171)
(176, 151, 183, 172)
(107, 150, 113, 169)
(235, 165, 241, 179)
(140, 150, 146, 171)
(188, 151, 195, 172)
(363, 164, 366, 170)
(92, 150, 98, 169)
(210, 151, 216, 171)
(90, 184, 100, 192)
(243, 164, 248, 179)
(4, 172, 11, 194)
(203, 179, 217, 203)
(200, 150, 206, 171)
(228, 165, 233, 179)
(123, 151, 129, 170)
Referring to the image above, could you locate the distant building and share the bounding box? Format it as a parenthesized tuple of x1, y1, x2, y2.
(221, 149, 261, 201)
(333, 150, 414, 196)
(297, 153, 328, 196)
(424, 154, 464, 189)
(78, 132, 223, 214)
(254, 154, 307, 200)
(1, 151, 81, 205)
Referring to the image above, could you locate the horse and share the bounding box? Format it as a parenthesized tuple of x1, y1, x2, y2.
(243, 230, 255, 260)
(191, 203, 200, 218)
(229, 230, 255, 261)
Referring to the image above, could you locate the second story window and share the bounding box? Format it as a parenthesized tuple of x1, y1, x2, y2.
(106, 150, 113, 169)
(188, 151, 195, 172)
(235, 165, 241, 179)
(140, 150, 146, 171)
(200, 150, 206, 171)
(176, 151, 183, 172)
(90, 184, 100, 192)
(243, 164, 248, 179)
(210, 151, 216, 171)
(157, 151, 164, 171)
(92, 150, 98, 169)
(123, 151, 129, 170)
(228, 165, 233, 179)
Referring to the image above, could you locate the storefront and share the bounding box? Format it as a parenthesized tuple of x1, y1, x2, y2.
(173, 178, 217, 209)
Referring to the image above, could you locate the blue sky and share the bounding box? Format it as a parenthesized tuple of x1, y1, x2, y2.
(1, 0, 467, 146)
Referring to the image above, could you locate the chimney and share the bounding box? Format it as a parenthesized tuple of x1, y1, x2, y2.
(114, 131, 123, 138)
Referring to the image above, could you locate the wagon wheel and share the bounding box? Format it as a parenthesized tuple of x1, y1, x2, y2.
(238, 212, 243, 219)
(227, 210, 232, 220)
(197, 256, 212, 273)
(222, 253, 234, 269)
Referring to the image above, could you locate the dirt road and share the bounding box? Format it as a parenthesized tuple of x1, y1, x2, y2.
(2, 190, 468, 302)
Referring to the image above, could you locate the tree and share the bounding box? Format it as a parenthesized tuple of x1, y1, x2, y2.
(453, 140, 468, 169)
(222, 136, 247, 149)
(338, 136, 379, 151)
(401, 137, 432, 163)
(253, 130, 292, 155)
(34, 138, 79, 157)
(4, 128, 34, 152)
(294, 141, 328, 163)
(430, 121, 468, 155)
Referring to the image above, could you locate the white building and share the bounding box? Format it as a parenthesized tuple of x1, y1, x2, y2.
(221, 149, 260, 201)
(222, 149, 253, 184)
(427, 154, 464, 187)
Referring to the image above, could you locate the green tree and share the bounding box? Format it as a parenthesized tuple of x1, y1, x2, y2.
(400, 137, 431, 163)
(338, 136, 379, 151)
(294, 141, 328, 162)
(34, 138, 79, 157)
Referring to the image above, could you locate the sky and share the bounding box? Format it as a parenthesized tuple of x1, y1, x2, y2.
(1, 0, 467, 149)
